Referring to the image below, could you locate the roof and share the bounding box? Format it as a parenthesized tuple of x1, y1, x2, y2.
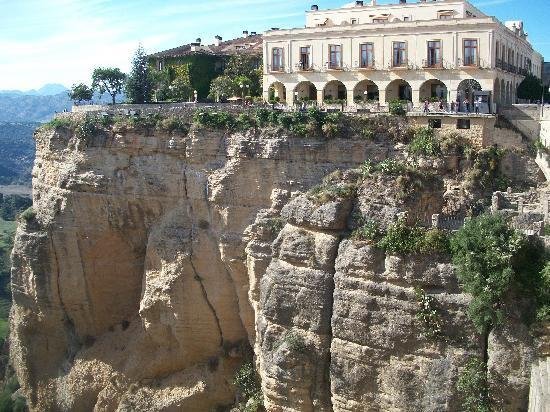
(149, 34, 263, 59)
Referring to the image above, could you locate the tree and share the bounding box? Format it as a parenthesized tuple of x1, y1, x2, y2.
(517, 74, 544, 102)
(125, 45, 154, 104)
(170, 65, 193, 102)
(224, 54, 262, 96)
(92, 67, 126, 105)
(208, 75, 237, 102)
(68, 83, 93, 105)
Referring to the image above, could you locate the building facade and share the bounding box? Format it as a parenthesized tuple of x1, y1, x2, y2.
(263, 0, 543, 110)
(149, 33, 263, 98)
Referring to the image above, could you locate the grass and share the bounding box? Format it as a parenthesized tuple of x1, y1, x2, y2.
(0, 218, 16, 252)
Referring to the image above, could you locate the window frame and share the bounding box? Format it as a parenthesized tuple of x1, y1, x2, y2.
(271, 47, 284, 71)
(328, 44, 343, 69)
(360, 42, 374, 68)
(392, 41, 407, 67)
(299, 46, 311, 70)
(426, 40, 442, 67)
(463, 39, 478, 66)
(457, 119, 471, 130)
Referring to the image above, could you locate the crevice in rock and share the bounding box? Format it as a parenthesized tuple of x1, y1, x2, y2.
(189, 257, 224, 347)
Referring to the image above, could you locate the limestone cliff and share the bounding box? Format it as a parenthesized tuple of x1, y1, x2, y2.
(9, 112, 548, 411)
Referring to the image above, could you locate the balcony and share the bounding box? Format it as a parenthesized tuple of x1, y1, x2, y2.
(496, 58, 504, 70)
(390, 59, 409, 70)
(458, 57, 483, 69)
(267, 64, 285, 73)
(422, 59, 444, 69)
(295, 62, 314, 72)
(326, 62, 344, 71)
(357, 60, 376, 70)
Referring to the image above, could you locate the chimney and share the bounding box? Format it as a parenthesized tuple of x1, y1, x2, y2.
(196, 38, 202, 44)
(399, 0, 406, 3)
(243, 30, 249, 37)
(214, 35, 222, 46)
(271, 27, 280, 31)
(355, 1, 364, 6)
(311, 4, 319, 11)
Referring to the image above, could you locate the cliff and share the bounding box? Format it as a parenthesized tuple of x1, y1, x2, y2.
(8, 110, 549, 411)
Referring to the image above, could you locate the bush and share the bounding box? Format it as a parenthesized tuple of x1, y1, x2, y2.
(414, 287, 443, 339)
(20, 207, 36, 222)
(158, 116, 189, 134)
(389, 99, 407, 116)
(193, 110, 236, 129)
(378, 220, 449, 256)
(449, 214, 545, 333)
(308, 183, 357, 204)
(322, 122, 340, 138)
(465, 146, 510, 192)
(42, 117, 75, 131)
(76, 116, 98, 138)
(361, 128, 375, 140)
(376, 159, 408, 175)
(409, 127, 441, 156)
(457, 358, 490, 412)
(265, 217, 285, 235)
(351, 220, 381, 242)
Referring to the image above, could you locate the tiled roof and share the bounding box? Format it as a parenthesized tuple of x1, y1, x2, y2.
(149, 34, 263, 59)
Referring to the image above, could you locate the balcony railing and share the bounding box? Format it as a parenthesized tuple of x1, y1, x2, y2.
(358, 60, 376, 70)
(295, 62, 314, 72)
(267, 64, 285, 73)
(390, 59, 409, 69)
(496, 58, 504, 70)
(422, 59, 444, 69)
(326, 61, 344, 70)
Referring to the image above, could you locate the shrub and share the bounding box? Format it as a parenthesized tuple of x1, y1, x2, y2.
(76, 116, 98, 138)
(351, 220, 381, 242)
(234, 362, 263, 410)
(158, 116, 189, 134)
(449, 214, 543, 333)
(465, 146, 510, 192)
(409, 127, 441, 156)
(20, 207, 36, 222)
(388, 99, 406, 116)
(322, 122, 340, 138)
(265, 217, 285, 235)
(361, 128, 375, 140)
(235, 113, 256, 131)
(193, 110, 235, 129)
(376, 159, 408, 175)
(537, 263, 550, 322)
(414, 287, 443, 339)
(308, 183, 357, 204)
(378, 219, 424, 254)
(277, 330, 308, 353)
(42, 117, 75, 131)
(255, 108, 271, 126)
(378, 220, 449, 256)
(457, 358, 490, 412)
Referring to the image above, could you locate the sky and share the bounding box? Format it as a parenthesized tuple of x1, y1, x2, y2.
(0, 0, 548, 91)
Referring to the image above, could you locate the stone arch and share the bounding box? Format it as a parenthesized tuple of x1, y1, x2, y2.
(268, 82, 286, 103)
(294, 81, 317, 102)
(419, 79, 448, 102)
(353, 80, 380, 103)
(457, 79, 482, 104)
(323, 80, 347, 102)
(385, 79, 412, 102)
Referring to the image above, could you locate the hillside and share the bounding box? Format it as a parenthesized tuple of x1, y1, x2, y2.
(0, 122, 37, 186)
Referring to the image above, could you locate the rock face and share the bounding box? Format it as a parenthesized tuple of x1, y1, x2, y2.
(10, 118, 544, 411)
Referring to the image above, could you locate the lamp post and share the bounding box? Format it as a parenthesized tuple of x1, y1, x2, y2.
(294, 91, 299, 110)
(363, 90, 368, 104)
(193, 90, 198, 103)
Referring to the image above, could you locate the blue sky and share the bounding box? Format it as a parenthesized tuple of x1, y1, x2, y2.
(0, 0, 547, 90)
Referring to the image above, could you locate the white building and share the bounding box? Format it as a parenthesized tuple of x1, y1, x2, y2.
(262, 0, 543, 110)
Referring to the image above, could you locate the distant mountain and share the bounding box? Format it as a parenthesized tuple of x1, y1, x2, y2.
(0, 83, 68, 97)
(0, 92, 72, 123)
(0, 122, 37, 186)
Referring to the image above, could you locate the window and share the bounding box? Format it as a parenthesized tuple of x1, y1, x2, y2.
(463, 39, 478, 66)
(392, 42, 407, 67)
(427, 40, 441, 67)
(429, 119, 442, 129)
(329, 44, 342, 69)
(299, 46, 311, 70)
(372, 17, 388, 23)
(438, 13, 453, 20)
(360, 43, 374, 68)
(403, 16, 410, 21)
(351, 18, 358, 25)
(457, 119, 471, 129)
(272, 48, 283, 71)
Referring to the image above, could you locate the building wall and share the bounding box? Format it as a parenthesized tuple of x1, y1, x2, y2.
(264, 1, 542, 108)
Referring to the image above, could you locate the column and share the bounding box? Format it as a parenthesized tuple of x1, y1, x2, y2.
(412, 89, 420, 106)
(316, 89, 324, 106)
(378, 89, 387, 108)
(346, 88, 355, 108)
(286, 89, 295, 108)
